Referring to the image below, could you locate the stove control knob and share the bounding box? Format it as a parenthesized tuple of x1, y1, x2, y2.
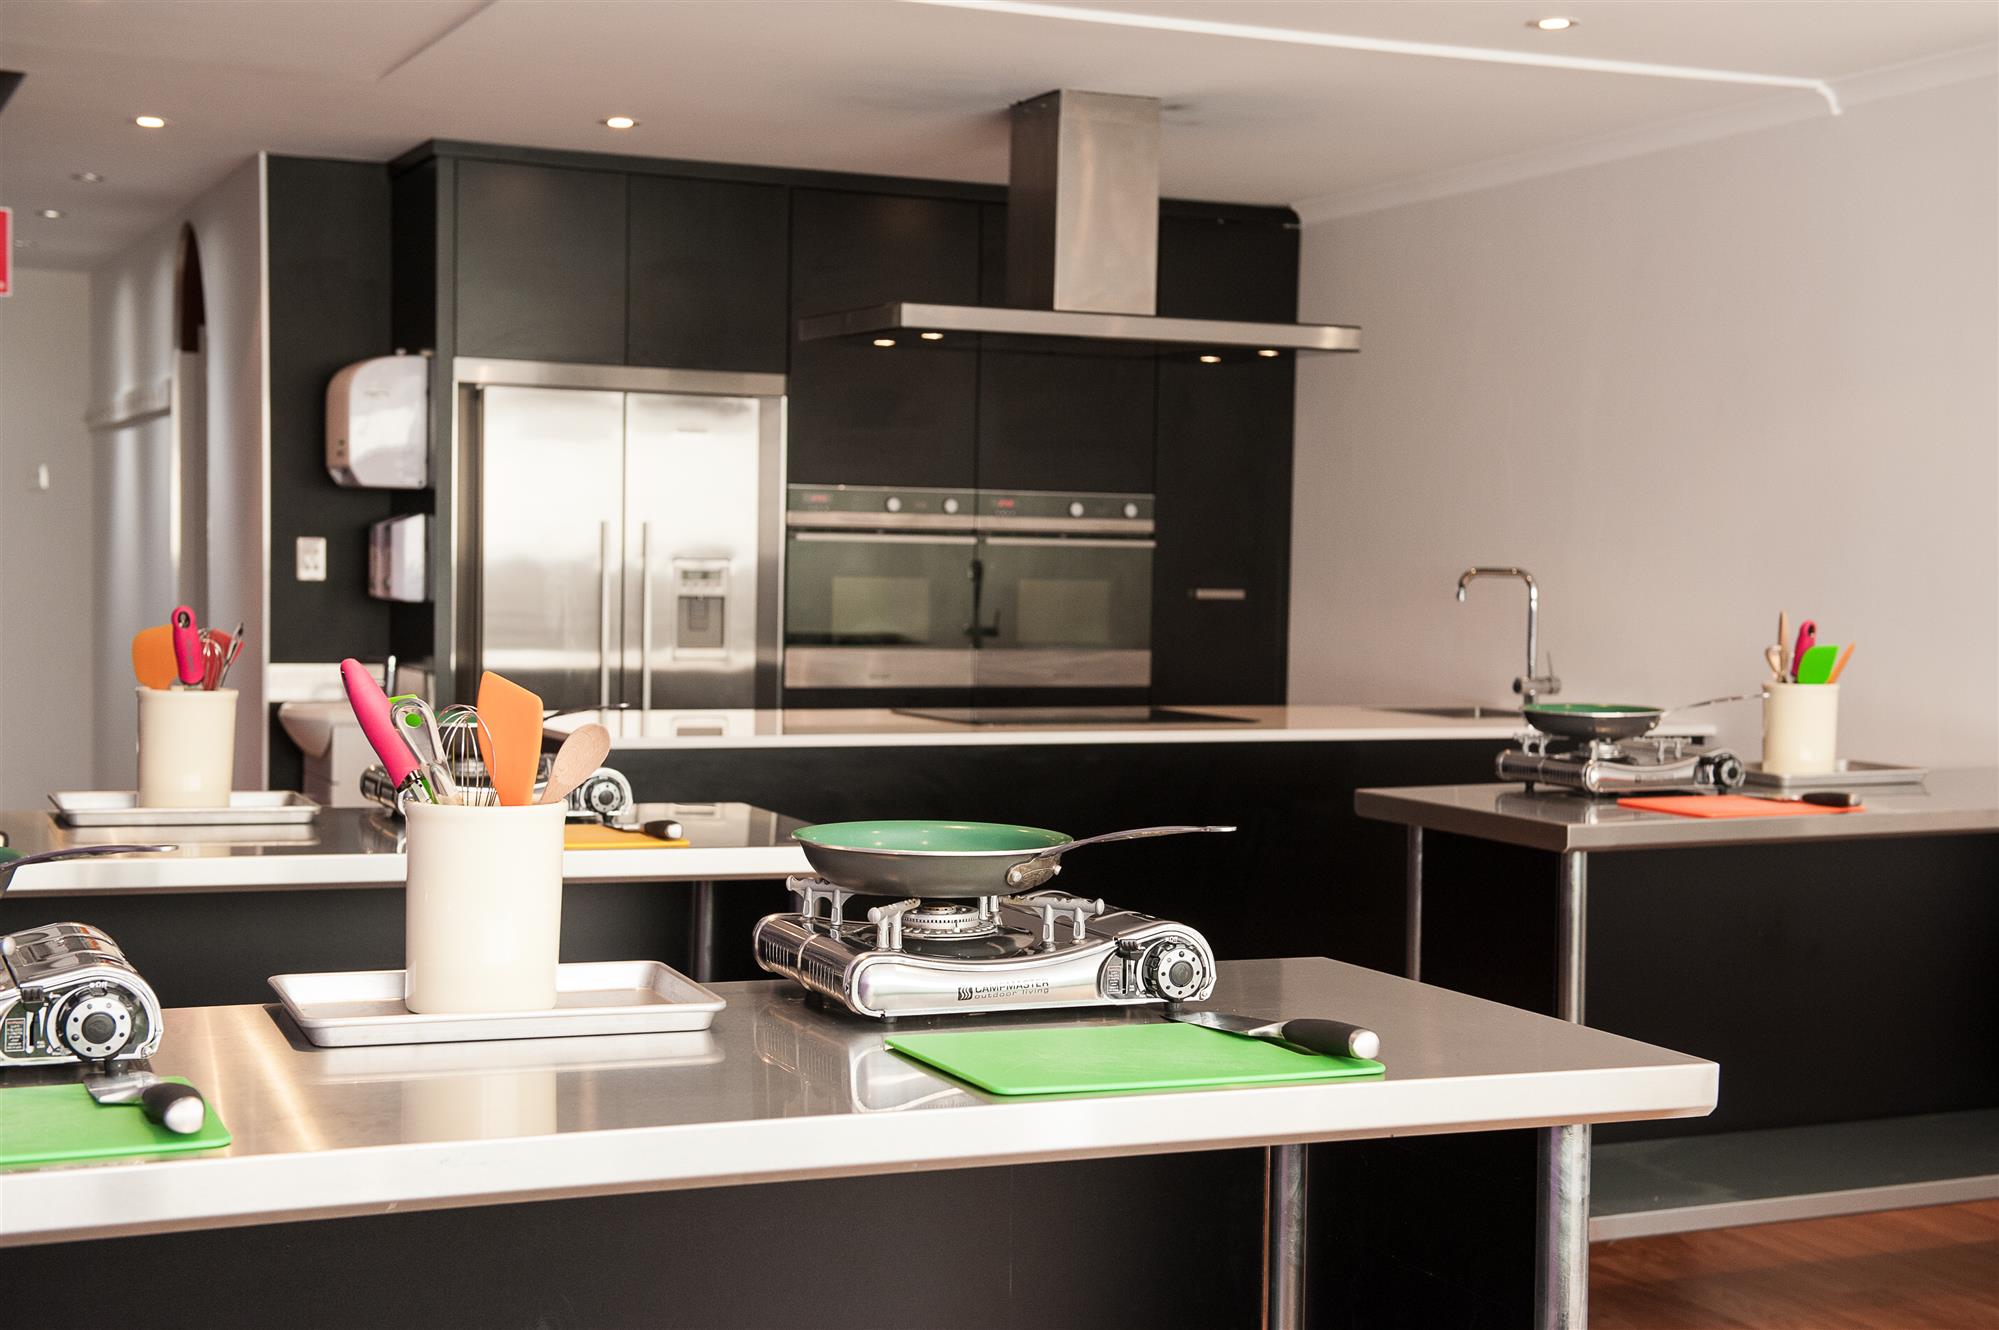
(884, 496, 903, 513)
(1068, 501, 1086, 517)
(1143, 940, 1207, 1003)
(57, 987, 137, 1061)
(1122, 502, 1139, 519)
(943, 497, 960, 514)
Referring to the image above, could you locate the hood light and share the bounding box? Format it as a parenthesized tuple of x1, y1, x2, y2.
(134, 115, 167, 129)
(602, 115, 638, 130)
(872, 338, 897, 348)
(1198, 354, 1221, 364)
(919, 331, 944, 341)
(1257, 349, 1279, 358)
(1529, 17, 1576, 31)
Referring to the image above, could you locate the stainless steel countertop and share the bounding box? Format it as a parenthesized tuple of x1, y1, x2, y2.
(1355, 767, 1999, 853)
(0, 958, 1715, 1247)
(0, 803, 809, 895)
(547, 704, 1692, 750)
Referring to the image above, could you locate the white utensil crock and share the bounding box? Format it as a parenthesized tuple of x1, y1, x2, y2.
(1762, 683, 1840, 776)
(136, 686, 238, 807)
(404, 801, 565, 1014)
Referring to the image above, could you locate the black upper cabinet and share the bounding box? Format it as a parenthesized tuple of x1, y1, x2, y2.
(1157, 211, 1298, 323)
(788, 189, 982, 487)
(1150, 356, 1296, 705)
(627, 176, 789, 372)
(456, 161, 626, 364)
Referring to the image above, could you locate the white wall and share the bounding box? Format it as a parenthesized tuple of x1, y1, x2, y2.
(0, 269, 97, 804)
(87, 157, 268, 788)
(1291, 75, 1999, 768)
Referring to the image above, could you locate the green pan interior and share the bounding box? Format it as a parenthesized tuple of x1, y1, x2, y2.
(795, 820, 1071, 855)
(1522, 703, 1661, 717)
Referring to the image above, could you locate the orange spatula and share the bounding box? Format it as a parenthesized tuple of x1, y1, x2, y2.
(475, 671, 544, 807)
(131, 625, 176, 689)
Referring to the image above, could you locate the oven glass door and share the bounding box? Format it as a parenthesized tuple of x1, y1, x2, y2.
(973, 534, 1154, 688)
(783, 531, 978, 688)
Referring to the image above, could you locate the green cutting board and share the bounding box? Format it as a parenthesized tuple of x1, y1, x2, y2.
(0, 1079, 231, 1168)
(885, 1022, 1384, 1096)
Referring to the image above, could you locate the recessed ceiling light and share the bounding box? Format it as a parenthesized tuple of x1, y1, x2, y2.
(1256, 349, 1280, 358)
(1198, 354, 1221, 364)
(919, 331, 944, 341)
(72, 171, 105, 184)
(134, 115, 168, 129)
(1529, 17, 1576, 32)
(872, 338, 897, 348)
(38, 208, 64, 220)
(602, 115, 638, 130)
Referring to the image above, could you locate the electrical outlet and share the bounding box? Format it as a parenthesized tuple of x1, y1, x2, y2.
(296, 535, 328, 582)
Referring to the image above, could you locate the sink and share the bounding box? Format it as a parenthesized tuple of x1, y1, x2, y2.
(1382, 705, 1521, 720)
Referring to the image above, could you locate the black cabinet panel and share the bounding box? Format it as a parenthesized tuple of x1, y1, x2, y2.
(789, 189, 983, 486)
(976, 350, 1155, 492)
(266, 157, 395, 663)
(456, 161, 626, 363)
(1150, 356, 1295, 704)
(627, 175, 788, 372)
(1158, 211, 1298, 322)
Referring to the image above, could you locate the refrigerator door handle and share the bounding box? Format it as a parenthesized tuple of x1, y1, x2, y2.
(598, 520, 613, 707)
(640, 521, 655, 714)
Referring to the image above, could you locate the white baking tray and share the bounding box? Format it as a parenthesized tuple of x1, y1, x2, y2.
(1740, 760, 1928, 791)
(50, 790, 321, 827)
(269, 960, 726, 1047)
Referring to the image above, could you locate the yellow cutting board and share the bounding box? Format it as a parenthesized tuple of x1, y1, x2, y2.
(563, 824, 691, 850)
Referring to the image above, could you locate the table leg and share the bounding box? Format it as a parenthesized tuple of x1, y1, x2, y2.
(1404, 826, 1425, 981)
(1536, 1123, 1591, 1329)
(690, 880, 718, 983)
(1556, 851, 1586, 1023)
(1264, 1142, 1308, 1330)
(1537, 850, 1591, 1327)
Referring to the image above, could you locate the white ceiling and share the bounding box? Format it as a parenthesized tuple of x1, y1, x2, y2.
(2, 0, 1993, 269)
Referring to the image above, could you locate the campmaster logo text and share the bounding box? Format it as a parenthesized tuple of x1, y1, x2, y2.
(957, 980, 1052, 1002)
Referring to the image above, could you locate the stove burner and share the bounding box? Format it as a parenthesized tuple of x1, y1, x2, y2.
(1497, 731, 1745, 795)
(899, 902, 1000, 940)
(900, 930, 1037, 960)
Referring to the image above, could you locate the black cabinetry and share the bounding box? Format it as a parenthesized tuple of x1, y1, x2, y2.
(627, 176, 789, 372)
(455, 161, 627, 364)
(787, 189, 981, 487)
(1150, 355, 1295, 704)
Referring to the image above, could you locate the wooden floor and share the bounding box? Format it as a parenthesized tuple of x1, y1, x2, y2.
(1591, 1201, 1999, 1329)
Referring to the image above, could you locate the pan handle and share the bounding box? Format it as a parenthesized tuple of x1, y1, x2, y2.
(1004, 825, 1235, 890)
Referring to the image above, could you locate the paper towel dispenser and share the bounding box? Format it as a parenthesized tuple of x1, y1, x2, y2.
(327, 352, 429, 489)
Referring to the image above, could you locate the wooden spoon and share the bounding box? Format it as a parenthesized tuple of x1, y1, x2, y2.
(539, 723, 610, 806)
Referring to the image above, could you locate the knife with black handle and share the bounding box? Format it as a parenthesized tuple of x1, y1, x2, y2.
(1168, 1008, 1382, 1060)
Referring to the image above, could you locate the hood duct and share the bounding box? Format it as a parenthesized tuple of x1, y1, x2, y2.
(797, 90, 1359, 356)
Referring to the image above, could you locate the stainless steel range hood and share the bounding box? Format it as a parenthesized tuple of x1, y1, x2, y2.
(797, 91, 1360, 356)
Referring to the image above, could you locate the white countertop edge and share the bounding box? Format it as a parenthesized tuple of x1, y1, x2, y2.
(4, 847, 813, 895)
(0, 1060, 1716, 1247)
(577, 725, 1536, 749)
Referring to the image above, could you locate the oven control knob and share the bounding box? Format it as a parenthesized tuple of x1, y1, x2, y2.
(943, 498, 960, 514)
(1122, 502, 1139, 519)
(1067, 501, 1086, 518)
(885, 496, 903, 513)
(57, 988, 137, 1061)
(1143, 940, 1207, 1003)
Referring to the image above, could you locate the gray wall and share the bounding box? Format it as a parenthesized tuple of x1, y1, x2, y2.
(0, 268, 97, 804)
(1290, 75, 1998, 768)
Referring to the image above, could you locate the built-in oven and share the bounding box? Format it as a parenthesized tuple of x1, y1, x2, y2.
(971, 491, 1154, 689)
(783, 485, 978, 689)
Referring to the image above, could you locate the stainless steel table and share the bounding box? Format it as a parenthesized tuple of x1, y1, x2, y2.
(0, 958, 1717, 1328)
(1356, 767, 1997, 1325)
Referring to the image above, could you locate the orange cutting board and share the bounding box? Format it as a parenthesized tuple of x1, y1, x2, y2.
(1617, 795, 1862, 819)
(563, 825, 691, 850)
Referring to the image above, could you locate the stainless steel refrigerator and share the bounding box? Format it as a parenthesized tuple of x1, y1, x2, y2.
(464, 365, 784, 714)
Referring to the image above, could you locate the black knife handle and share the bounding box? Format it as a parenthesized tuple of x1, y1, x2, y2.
(140, 1081, 207, 1135)
(1279, 1019, 1382, 1061)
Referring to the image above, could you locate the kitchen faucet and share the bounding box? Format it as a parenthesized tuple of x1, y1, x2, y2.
(1456, 567, 1561, 704)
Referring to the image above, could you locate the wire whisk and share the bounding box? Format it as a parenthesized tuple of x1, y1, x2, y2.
(438, 704, 499, 807)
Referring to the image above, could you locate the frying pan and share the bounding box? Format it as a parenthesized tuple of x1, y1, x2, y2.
(793, 821, 1235, 898)
(1522, 692, 1763, 741)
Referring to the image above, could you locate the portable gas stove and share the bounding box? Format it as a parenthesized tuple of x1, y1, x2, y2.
(1496, 732, 1746, 796)
(753, 876, 1217, 1019)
